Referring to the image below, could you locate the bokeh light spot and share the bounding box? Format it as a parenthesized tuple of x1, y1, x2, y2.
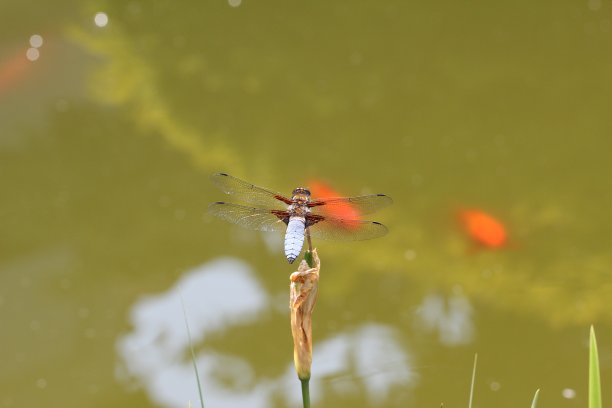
(29, 34, 44, 48)
(562, 388, 576, 399)
(94, 12, 109, 27)
(26, 47, 40, 61)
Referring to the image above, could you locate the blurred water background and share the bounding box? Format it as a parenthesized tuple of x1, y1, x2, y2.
(1, 1, 611, 407)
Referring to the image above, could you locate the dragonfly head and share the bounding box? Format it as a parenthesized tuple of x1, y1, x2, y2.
(291, 187, 311, 203)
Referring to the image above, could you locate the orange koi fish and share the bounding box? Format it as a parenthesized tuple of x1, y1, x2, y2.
(0, 51, 32, 95)
(458, 209, 507, 248)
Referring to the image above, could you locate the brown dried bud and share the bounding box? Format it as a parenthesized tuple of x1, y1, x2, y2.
(289, 249, 320, 380)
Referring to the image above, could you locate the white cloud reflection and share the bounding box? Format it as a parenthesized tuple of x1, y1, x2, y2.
(116, 258, 269, 407)
(281, 324, 417, 406)
(415, 292, 474, 346)
(116, 258, 416, 407)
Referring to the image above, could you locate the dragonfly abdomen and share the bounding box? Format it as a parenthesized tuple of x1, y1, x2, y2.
(285, 216, 305, 264)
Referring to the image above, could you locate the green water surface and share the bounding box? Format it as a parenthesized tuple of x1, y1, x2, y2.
(1, 1, 611, 407)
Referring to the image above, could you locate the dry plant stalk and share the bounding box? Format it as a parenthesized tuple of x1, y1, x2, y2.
(289, 249, 320, 381)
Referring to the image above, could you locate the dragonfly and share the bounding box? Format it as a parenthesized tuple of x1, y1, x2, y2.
(208, 173, 392, 263)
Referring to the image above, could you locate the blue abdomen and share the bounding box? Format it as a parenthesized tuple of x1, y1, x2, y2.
(285, 217, 305, 263)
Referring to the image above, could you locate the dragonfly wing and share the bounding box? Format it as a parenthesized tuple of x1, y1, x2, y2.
(210, 173, 291, 208)
(309, 194, 393, 215)
(208, 202, 288, 232)
(306, 216, 389, 241)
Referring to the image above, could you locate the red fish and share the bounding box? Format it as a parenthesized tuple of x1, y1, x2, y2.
(0, 51, 33, 95)
(458, 209, 507, 248)
(308, 179, 361, 229)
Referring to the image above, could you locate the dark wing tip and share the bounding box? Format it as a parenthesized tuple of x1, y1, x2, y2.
(210, 171, 230, 178)
(207, 202, 224, 216)
(208, 202, 228, 213)
(372, 221, 389, 237)
(377, 194, 393, 203)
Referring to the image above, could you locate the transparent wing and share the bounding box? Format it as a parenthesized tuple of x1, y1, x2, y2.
(309, 194, 393, 215)
(306, 216, 389, 241)
(210, 173, 291, 208)
(208, 202, 288, 232)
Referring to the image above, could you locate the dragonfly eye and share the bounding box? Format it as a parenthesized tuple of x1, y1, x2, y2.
(292, 187, 311, 197)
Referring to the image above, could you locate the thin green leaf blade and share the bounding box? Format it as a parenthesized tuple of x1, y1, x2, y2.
(589, 325, 602, 408)
(182, 297, 205, 408)
(530, 388, 540, 408)
(469, 353, 478, 408)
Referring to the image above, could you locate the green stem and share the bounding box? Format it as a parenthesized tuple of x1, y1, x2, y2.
(304, 250, 314, 268)
(304, 229, 314, 267)
(301, 378, 310, 408)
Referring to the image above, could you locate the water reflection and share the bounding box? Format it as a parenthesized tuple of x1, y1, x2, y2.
(415, 291, 474, 346)
(116, 258, 268, 407)
(68, 27, 242, 174)
(117, 258, 416, 407)
(282, 324, 416, 406)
